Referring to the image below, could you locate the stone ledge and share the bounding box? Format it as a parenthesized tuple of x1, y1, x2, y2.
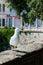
(0, 49, 26, 64)
(0, 48, 43, 65)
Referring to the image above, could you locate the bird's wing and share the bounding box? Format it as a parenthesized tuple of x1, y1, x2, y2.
(10, 35, 19, 45)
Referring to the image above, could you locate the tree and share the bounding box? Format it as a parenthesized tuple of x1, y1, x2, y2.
(6, 0, 30, 15)
(5, 0, 31, 23)
(29, 0, 43, 20)
(5, 0, 43, 24)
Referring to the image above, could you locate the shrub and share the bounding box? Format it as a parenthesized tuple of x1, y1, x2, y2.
(0, 28, 14, 52)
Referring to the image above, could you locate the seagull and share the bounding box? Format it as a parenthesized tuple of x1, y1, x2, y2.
(10, 28, 20, 48)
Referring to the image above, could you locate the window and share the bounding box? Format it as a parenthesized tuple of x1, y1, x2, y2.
(2, 19, 5, 26)
(0, 19, 1, 26)
(0, 4, 1, 12)
(3, 4, 5, 12)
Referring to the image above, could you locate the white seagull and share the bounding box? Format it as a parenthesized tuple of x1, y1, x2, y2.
(10, 28, 20, 48)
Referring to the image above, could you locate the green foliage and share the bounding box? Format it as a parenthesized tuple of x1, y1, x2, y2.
(5, 0, 31, 23)
(29, 0, 43, 20)
(22, 13, 29, 23)
(28, 9, 36, 23)
(0, 28, 14, 52)
(5, 0, 43, 24)
(5, 0, 30, 14)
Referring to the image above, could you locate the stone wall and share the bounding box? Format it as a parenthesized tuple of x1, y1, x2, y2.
(1, 48, 43, 65)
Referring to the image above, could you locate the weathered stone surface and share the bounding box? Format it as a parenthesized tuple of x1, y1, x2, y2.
(0, 50, 26, 64)
(0, 43, 43, 65)
(0, 48, 43, 65)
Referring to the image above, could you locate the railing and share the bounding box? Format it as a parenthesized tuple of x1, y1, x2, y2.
(23, 27, 43, 32)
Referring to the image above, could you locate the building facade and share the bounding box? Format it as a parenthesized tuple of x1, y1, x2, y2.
(0, 0, 22, 28)
(0, 0, 43, 29)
